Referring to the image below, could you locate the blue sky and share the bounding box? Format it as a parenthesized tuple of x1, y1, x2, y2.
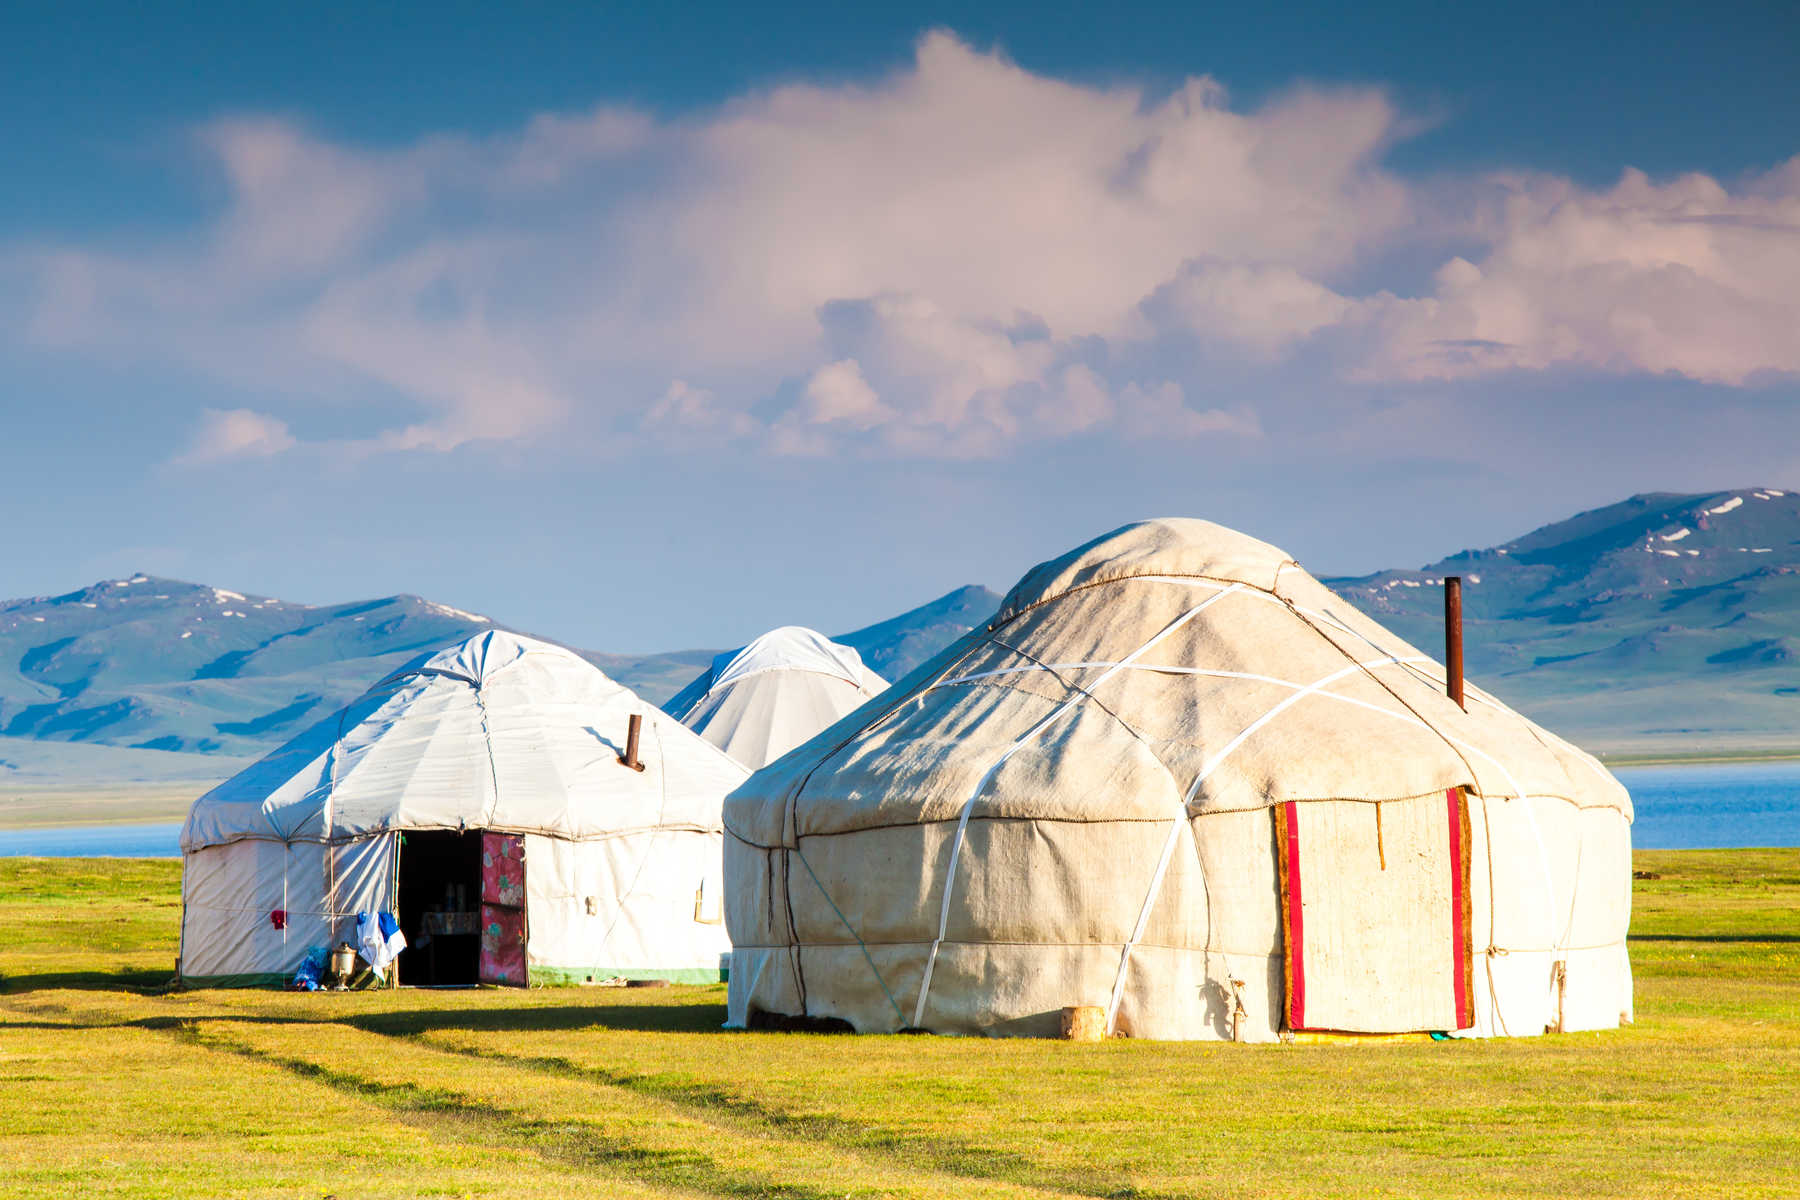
(3, 2, 1797, 650)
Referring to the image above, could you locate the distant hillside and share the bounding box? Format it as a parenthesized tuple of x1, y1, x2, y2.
(836, 584, 1002, 682)
(0, 576, 496, 757)
(0, 576, 1002, 771)
(2, 487, 1795, 789)
(1324, 488, 1800, 755)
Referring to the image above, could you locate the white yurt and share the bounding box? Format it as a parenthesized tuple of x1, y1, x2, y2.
(664, 626, 887, 770)
(179, 630, 749, 988)
(724, 519, 1633, 1041)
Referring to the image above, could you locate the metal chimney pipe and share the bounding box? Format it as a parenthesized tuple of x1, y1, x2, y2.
(619, 713, 645, 771)
(1444, 575, 1465, 711)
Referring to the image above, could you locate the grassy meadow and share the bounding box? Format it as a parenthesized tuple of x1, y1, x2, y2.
(1, 850, 1796, 1199)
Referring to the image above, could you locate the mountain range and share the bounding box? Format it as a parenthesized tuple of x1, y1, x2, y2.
(2, 488, 1795, 793)
(0, 574, 1002, 763)
(1322, 488, 1799, 754)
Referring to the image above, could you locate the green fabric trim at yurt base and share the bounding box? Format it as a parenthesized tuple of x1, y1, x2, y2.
(179, 966, 727, 989)
(528, 964, 727, 986)
(176, 971, 293, 989)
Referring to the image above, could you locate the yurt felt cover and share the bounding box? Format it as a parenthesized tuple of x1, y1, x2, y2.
(723, 519, 1632, 1040)
(665, 626, 888, 770)
(180, 630, 748, 985)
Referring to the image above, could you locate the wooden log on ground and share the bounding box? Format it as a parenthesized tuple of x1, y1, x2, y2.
(1060, 1005, 1106, 1041)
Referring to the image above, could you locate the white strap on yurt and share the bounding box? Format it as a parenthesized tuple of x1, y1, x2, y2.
(1105, 807, 1191, 1030)
(910, 584, 1245, 1028)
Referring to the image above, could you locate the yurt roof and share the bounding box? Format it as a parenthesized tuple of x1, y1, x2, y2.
(670, 626, 880, 710)
(728, 518, 1630, 847)
(665, 626, 887, 771)
(183, 630, 748, 852)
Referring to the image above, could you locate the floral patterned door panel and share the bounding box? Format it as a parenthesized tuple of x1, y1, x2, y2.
(478, 832, 528, 986)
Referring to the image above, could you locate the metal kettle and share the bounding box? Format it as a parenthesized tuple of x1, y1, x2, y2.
(329, 942, 358, 988)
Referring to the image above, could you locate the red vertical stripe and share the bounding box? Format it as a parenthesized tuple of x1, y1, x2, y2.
(1446, 788, 1471, 1029)
(1283, 800, 1306, 1029)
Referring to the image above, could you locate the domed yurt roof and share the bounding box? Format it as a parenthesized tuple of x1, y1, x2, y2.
(664, 626, 887, 770)
(184, 629, 748, 851)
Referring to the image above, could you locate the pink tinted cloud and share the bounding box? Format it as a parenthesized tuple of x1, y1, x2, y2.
(11, 32, 1798, 461)
(172, 408, 297, 465)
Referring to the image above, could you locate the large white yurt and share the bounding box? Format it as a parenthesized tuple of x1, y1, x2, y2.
(664, 627, 887, 771)
(180, 630, 748, 988)
(724, 519, 1633, 1041)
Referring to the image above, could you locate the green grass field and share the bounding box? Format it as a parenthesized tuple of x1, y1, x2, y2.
(2, 851, 1796, 1199)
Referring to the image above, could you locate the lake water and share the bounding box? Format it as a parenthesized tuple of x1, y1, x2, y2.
(0, 821, 183, 857)
(0, 762, 1795, 856)
(1612, 760, 1800, 850)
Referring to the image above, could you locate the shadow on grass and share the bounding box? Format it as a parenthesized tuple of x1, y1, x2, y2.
(413, 1037, 1187, 1200)
(0, 967, 173, 994)
(0, 997, 733, 1040)
(353, 1001, 729, 1037)
(181, 1027, 840, 1200)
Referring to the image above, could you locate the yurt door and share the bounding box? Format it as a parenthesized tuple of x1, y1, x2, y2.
(1276, 789, 1474, 1034)
(478, 832, 528, 986)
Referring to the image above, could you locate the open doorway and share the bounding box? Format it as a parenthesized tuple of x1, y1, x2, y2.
(395, 830, 482, 986)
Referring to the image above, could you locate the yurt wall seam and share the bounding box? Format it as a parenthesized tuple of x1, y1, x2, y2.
(725, 813, 1197, 851)
(185, 821, 725, 850)
(1104, 808, 1195, 1031)
(911, 583, 1245, 1028)
(792, 847, 908, 1025)
(735, 782, 1636, 847)
(467, 673, 504, 830)
(775, 629, 994, 1014)
(729, 935, 1248, 952)
(320, 685, 355, 909)
(1560, 834, 1588, 951)
(181, 901, 348, 918)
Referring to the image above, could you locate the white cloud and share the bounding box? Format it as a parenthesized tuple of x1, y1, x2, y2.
(1113, 382, 1262, 439)
(645, 380, 758, 440)
(1036, 365, 1114, 437)
(1362, 165, 1800, 383)
(793, 360, 893, 430)
(173, 408, 297, 465)
(11, 31, 1799, 463)
(1145, 261, 1356, 355)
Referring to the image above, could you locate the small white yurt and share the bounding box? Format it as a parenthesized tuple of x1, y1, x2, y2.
(179, 630, 748, 988)
(664, 627, 887, 771)
(724, 520, 1634, 1041)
